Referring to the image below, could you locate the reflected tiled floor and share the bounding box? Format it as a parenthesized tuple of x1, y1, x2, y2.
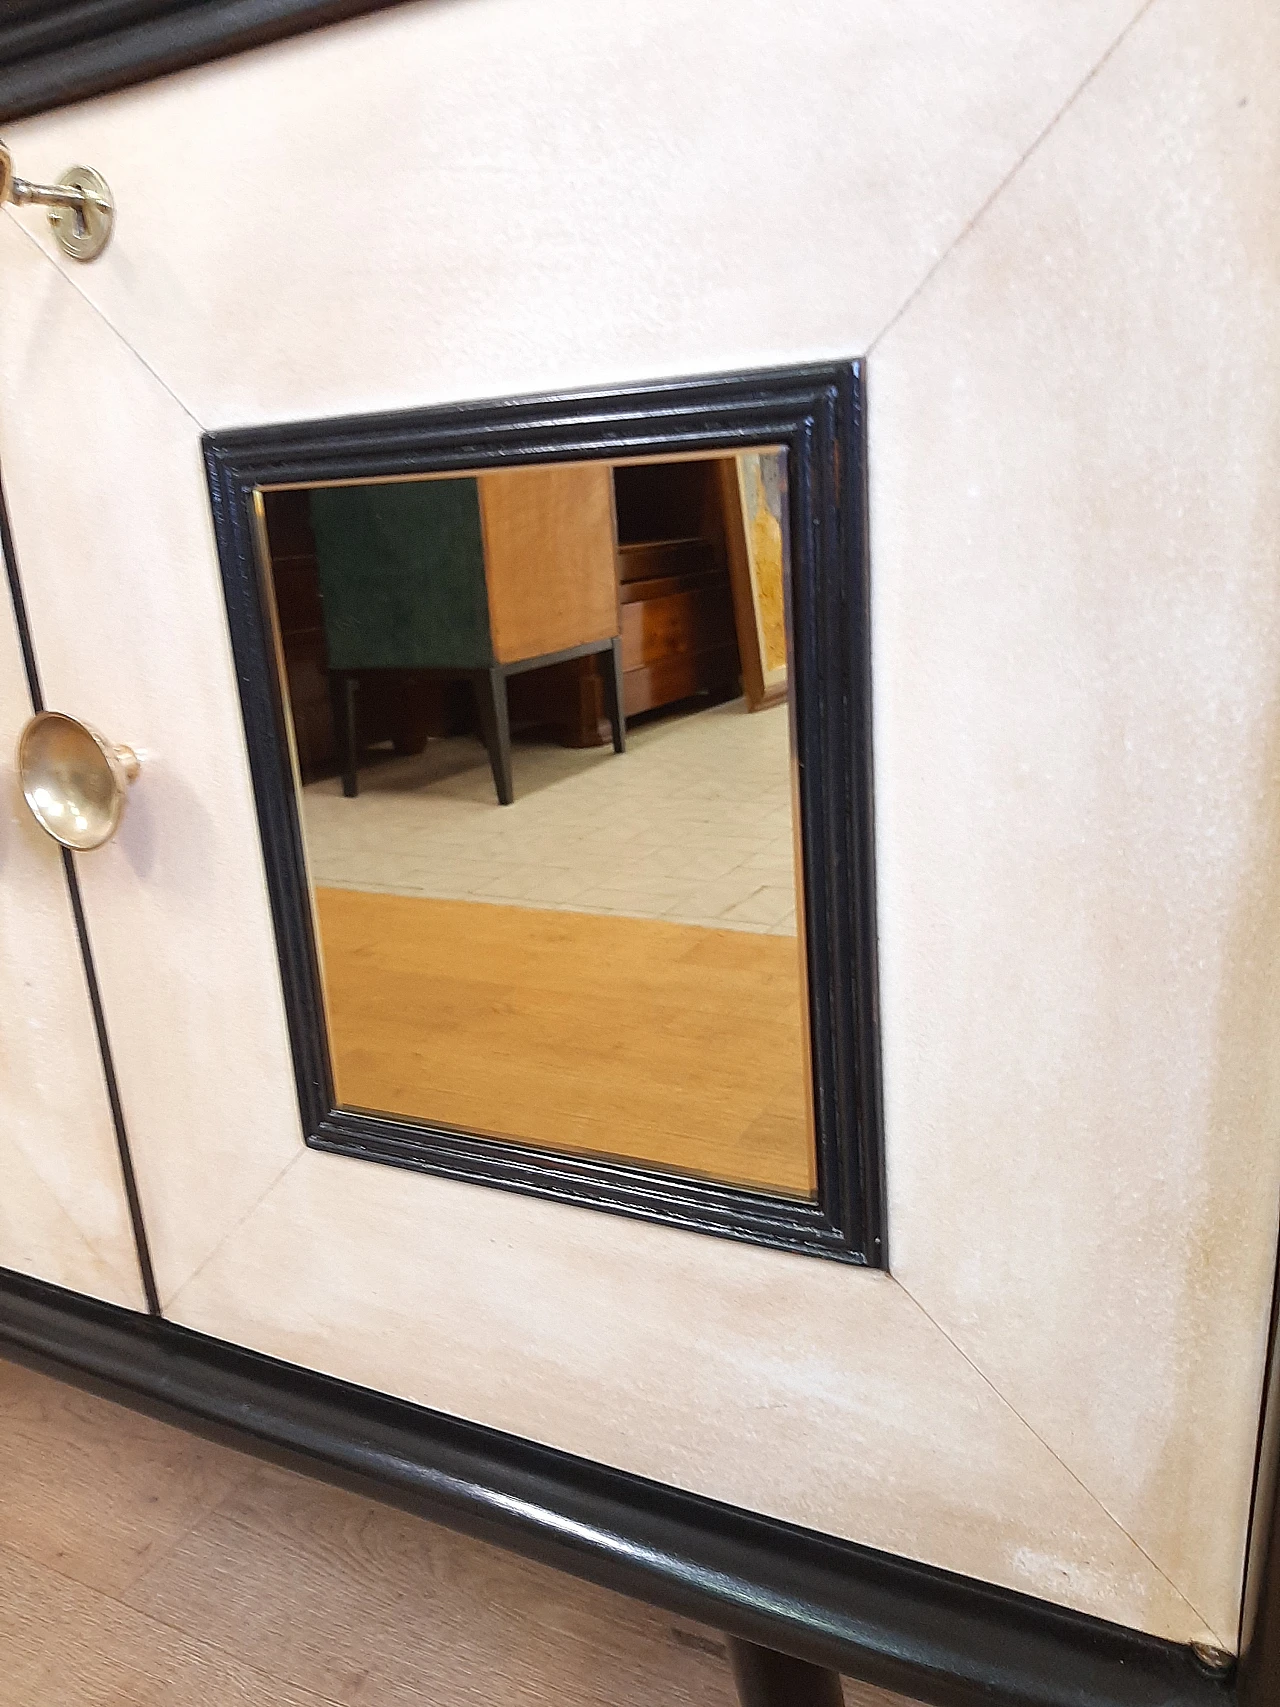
(301, 697, 798, 935)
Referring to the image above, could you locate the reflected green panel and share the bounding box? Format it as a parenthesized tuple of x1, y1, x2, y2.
(310, 479, 493, 670)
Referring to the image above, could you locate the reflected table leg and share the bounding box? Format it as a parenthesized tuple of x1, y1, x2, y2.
(602, 635, 627, 755)
(329, 670, 361, 799)
(474, 665, 515, 805)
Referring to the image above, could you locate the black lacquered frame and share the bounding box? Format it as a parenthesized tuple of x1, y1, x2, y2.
(0, 0, 419, 121)
(204, 363, 886, 1266)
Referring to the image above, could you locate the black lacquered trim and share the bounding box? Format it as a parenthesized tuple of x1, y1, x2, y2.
(0, 1266, 1232, 1707)
(0, 0, 415, 122)
(1236, 1201, 1280, 1703)
(57, 854, 161, 1316)
(204, 363, 886, 1267)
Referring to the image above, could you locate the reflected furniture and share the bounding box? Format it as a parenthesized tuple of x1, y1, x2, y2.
(613, 458, 743, 717)
(309, 465, 625, 804)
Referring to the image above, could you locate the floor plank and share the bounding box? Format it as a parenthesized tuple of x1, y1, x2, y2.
(0, 1358, 919, 1706)
(0, 1355, 251, 1597)
(0, 1544, 333, 1707)
(125, 1462, 740, 1707)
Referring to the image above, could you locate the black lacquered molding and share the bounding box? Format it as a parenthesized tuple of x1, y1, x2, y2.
(0, 0, 415, 122)
(204, 363, 886, 1266)
(1237, 1217, 1280, 1703)
(0, 1267, 1234, 1707)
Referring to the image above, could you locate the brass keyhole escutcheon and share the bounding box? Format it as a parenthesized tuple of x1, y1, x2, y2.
(0, 143, 114, 261)
(47, 167, 114, 262)
(17, 711, 140, 850)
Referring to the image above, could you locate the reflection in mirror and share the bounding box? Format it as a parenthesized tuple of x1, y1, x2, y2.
(257, 449, 815, 1199)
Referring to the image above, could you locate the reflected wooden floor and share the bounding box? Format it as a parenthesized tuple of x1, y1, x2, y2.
(315, 889, 816, 1198)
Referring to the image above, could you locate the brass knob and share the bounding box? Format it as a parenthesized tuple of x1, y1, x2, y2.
(16, 712, 139, 850)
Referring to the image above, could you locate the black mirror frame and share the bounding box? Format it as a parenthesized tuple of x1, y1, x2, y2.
(203, 362, 886, 1266)
(0, 1, 419, 121)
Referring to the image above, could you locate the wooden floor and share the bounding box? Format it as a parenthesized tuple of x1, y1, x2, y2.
(316, 890, 816, 1198)
(0, 1357, 917, 1707)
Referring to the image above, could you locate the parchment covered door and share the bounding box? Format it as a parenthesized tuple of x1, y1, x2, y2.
(0, 549, 147, 1309)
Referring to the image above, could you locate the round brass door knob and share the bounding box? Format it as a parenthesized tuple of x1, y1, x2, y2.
(16, 711, 140, 850)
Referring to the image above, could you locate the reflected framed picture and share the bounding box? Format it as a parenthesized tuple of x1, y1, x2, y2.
(722, 451, 790, 711)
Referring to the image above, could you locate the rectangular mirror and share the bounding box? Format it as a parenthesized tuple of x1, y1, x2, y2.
(258, 448, 812, 1199)
(207, 364, 882, 1262)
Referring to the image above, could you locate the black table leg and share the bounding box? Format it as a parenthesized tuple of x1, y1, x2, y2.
(330, 671, 360, 798)
(602, 636, 627, 754)
(474, 666, 514, 805)
(726, 1639, 844, 1707)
